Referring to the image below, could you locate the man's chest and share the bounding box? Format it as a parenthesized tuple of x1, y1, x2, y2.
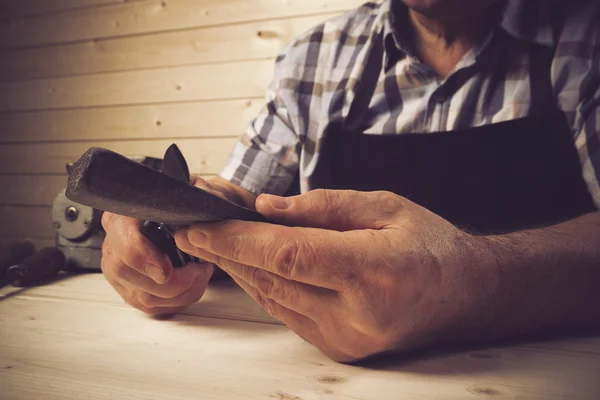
(357, 40, 536, 135)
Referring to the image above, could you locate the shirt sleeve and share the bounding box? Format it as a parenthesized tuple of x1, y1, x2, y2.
(568, 2, 600, 208)
(219, 51, 301, 196)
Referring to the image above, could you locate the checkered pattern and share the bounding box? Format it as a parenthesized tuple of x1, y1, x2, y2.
(220, 0, 600, 207)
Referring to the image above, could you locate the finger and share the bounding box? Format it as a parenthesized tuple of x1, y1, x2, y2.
(190, 175, 231, 200)
(103, 213, 173, 284)
(115, 261, 213, 299)
(132, 268, 213, 312)
(255, 190, 405, 231)
(230, 273, 353, 362)
(190, 174, 216, 192)
(104, 269, 135, 303)
(228, 273, 321, 340)
(180, 242, 337, 319)
(175, 224, 363, 290)
(111, 266, 211, 315)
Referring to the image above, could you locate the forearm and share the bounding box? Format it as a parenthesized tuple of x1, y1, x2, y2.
(464, 212, 600, 342)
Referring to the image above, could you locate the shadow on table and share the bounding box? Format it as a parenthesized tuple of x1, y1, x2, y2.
(149, 277, 283, 333)
(0, 271, 81, 302)
(356, 327, 600, 377)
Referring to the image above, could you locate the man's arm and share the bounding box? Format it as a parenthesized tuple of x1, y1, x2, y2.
(471, 0, 600, 341)
(460, 212, 600, 343)
(175, 189, 600, 362)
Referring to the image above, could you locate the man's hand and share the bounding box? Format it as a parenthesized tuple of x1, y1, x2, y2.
(174, 190, 492, 362)
(99, 176, 219, 315)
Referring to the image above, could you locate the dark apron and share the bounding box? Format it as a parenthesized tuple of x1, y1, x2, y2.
(310, 31, 597, 234)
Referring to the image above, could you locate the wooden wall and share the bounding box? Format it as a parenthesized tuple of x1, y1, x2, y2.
(0, 0, 363, 249)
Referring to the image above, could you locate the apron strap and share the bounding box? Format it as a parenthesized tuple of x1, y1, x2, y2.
(529, 0, 567, 116)
(343, 31, 385, 133)
(345, 1, 568, 128)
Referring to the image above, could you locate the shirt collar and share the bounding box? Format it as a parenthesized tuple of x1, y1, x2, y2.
(382, 0, 556, 69)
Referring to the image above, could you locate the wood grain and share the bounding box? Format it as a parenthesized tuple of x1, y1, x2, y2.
(0, 138, 238, 174)
(0, 172, 218, 241)
(0, 0, 138, 18)
(0, 15, 328, 80)
(0, 0, 363, 49)
(0, 60, 273, 112)
(0, 174, 215, 206)
(3, 273, 280, 325)
(0, 236, 55, 249)
(0, 175, 67, 206)
(0, 100, 262, 143)
(0, 205, 52, 238)
(1, 274, 600, 400)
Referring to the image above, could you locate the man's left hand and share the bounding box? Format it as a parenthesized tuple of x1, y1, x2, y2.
(175, 190, 493, 362)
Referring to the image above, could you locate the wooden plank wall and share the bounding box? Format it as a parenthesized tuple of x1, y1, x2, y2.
(0, 0, 364, 249)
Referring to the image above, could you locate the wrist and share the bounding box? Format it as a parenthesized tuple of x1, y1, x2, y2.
(438, 232, 507, 345)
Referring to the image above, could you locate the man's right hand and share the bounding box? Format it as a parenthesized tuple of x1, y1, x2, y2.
(100, 212, 214, 315)
(99, 175, 256, 315)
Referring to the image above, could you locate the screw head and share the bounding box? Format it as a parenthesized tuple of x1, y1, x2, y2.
(64, 206, 79, 222)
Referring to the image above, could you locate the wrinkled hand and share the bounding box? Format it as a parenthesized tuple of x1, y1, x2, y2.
(175, 190, 491, 362)
(100, 176, 216, 315)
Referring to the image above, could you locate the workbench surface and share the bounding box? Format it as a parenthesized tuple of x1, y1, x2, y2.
(1, 274, 599, 400)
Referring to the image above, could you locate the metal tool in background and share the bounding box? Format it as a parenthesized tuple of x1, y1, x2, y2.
(53, 189, 104, 271)
(0, 242, 66, 289)
(0, 241, 36, 275)
(2, 150, 207, 289)
(54, 156, 163, 271)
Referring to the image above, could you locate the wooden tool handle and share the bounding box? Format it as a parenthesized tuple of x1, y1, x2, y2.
(66, 147, 267, 226)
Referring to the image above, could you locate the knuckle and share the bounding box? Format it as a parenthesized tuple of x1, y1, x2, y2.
(127, 231, 147, 253)
(192, 176, 213, 190)
(112, 261, 130, 279)
(123, 246, 149, 271)
(310, 189, 328, 204)
(375, 191, 403, 213)
(257, 295, 278, 318)
(377, 191, 401, 207)
(165, 278, 190, 298)
(253, 270, 276, 298)
(208, 253, 224, 268)
(135, 303, 158, 315)
(318, 342, 361, 363)
(336, 262, 364, 293)
(310, 189, 336, 215)
(341, 273, 360, 294)
(138, 292, 160, 309)
(343, 346, 371, 363)
(271, 241, 302, 279)
(100, 212, 116, 231)
(101, 239, 113, 258)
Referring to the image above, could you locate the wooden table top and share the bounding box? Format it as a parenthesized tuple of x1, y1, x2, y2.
(1, 274, 600, 400)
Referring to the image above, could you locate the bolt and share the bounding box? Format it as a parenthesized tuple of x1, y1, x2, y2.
(64, 206, 79, 222)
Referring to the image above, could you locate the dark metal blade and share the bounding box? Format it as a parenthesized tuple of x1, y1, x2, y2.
(161, 144, 190, 183)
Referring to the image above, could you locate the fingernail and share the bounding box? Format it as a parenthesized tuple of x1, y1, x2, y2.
(145, 264, 166, 284)
(188, 229, 208, 247)
(263, 194, 290, 210)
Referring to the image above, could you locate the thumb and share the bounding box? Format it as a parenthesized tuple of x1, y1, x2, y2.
(255, 189, 404, 231)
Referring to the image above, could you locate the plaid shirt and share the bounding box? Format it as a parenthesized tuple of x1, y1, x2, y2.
(220, 0, 600, 207)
